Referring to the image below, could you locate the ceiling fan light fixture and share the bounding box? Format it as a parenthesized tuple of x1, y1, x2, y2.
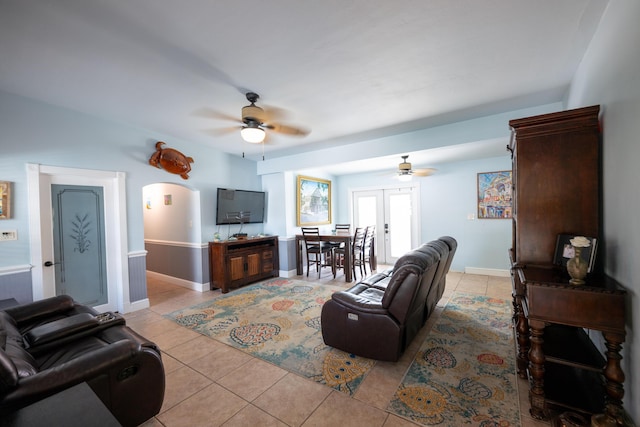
(398, 172, 412, 181)
(240, 124, 265, 143)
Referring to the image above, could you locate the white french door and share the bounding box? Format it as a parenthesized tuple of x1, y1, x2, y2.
(352, 185, 420, 265)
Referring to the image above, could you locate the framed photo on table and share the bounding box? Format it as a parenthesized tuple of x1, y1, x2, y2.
(553, 234, 598, 273)
(297, 175, 331, 226)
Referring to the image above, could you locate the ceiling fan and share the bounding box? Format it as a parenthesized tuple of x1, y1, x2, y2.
(396, 155, 436, 180)
(226, 92, 309, 144)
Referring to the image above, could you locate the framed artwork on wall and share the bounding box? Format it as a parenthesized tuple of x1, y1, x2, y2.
(0, 181, 11, 219)
(297, 175, 331, 226)
(477, 171, 512, 219)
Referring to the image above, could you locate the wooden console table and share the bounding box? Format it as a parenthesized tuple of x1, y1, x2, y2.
(512, 264, 627, 424)
(209, 236, 279, 293)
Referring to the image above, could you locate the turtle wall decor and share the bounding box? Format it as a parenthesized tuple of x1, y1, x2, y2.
(149, 141, 194, 179)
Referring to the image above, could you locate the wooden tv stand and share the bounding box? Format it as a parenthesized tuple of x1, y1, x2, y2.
(209, 236, 279, 293)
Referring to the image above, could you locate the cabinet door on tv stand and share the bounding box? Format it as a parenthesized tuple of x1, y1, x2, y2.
(246, 253, 261, 278)
(229, 255, 245, 282)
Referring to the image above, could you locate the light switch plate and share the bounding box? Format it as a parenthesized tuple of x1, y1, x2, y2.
(0, 230, 17, 241)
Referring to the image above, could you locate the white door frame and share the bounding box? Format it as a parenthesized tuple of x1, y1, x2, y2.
(27, 163, 129, 312)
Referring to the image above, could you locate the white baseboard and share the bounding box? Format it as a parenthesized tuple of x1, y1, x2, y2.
(146, 270, 209, 292)
(464, 267, 510, 277)
(123, 298, 150, 313)
(279, 269, 297, 278)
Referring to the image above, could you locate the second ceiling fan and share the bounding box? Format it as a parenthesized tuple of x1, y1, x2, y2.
(396, 155, 436, 180)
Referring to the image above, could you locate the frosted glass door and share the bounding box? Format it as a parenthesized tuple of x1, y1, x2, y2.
(51, 184, 108, 306)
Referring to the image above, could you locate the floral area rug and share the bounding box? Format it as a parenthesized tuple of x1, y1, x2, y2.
(165, 278, 375, 396)
(387, 293, 520, 426)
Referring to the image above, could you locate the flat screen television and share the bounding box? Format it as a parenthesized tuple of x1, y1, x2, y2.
(216, 188, 266, 225)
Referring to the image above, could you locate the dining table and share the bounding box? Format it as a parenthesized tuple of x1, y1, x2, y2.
(295, 231, 354, 282)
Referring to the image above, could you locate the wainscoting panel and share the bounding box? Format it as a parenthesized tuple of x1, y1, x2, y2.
(145, 240, 207, 286)
(279, 236, 298, 277)
(0, 265, 33, 305)
(128, 251, 148, 302)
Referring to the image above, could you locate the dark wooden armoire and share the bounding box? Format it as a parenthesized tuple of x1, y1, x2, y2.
(509, 104, 601, 267)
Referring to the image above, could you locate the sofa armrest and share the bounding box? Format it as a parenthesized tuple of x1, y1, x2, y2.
(358, 272, 390, 287)
(24, 313, 99, 347)
(26, 313, 126, 356)
(330, 286, 388, 314)
(3, 296, 76, 325)
(0, 339, 136, 410)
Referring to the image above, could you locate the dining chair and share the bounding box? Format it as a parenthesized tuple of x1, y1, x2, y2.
(363, 225, 376, 274)
(335, 227, 365, 279)
(328, 224, 351, 250)
(301, 227, 334, 278)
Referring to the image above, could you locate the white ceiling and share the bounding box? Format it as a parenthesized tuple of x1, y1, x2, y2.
(0, 1, 607, 174)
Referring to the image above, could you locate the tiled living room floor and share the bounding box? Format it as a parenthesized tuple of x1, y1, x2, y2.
(126, 269, 550, 427)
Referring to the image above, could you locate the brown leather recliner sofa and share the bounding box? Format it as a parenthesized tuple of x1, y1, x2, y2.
(0, 295, 165, 426)
(423, 236, 457, 322)
(321, 236, 457, 362)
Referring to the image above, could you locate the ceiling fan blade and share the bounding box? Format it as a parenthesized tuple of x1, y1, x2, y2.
(260, 105, 291, 123)
(193, 107, 240, 123)
(265, 123, 310, 137)
(203, 126, 241, 137)
(413, 168, 437, 177)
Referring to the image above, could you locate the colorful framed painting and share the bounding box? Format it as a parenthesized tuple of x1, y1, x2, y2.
(297, 175, 331, 226)
(0, 181, 11, 219)
(477, 171, 512, 219)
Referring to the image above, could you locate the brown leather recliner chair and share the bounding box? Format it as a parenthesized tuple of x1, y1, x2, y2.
(321, 243, 441, 362)
(0, 295, 164, 427)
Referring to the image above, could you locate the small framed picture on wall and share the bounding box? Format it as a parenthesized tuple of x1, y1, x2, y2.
(0, 181, 11, 219)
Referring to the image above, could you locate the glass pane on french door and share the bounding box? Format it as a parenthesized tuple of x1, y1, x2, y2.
(386, 192, 413, 258)
(355, 194, 377, 228)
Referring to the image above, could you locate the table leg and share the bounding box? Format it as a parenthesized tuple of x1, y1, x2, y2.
(296, 237, 303, 275)
(528, 319, 546, 420)
(344, 246, 352, 282)
(595, 332, 625, 425)
(515, 293, 530, 379)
